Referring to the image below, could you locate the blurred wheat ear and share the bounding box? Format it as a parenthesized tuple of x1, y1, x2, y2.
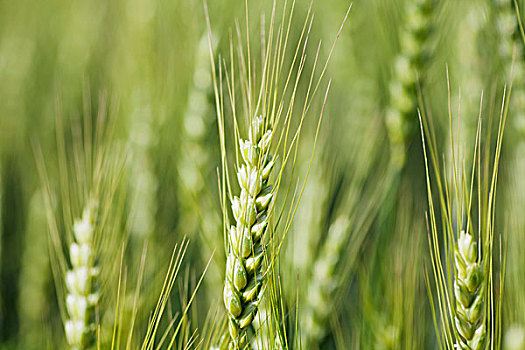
(34, 93, 128, 349)
(385, 0, 436, 173)
(421, 82, 509, 349)
(178, 31, 224, 312)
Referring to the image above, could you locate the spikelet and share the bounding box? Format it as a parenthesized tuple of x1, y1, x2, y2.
(64, 201, 99, 350)
(223, 116, 274, 349)
(453, 230, 486, 350)
(386, 0, 435, 170)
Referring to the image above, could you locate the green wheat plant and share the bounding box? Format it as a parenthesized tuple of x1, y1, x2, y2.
(206, 1, 349, 347)
(33, 95, 211, 350)
(422, 88, 508, 349)
(289, 144, 329, 275)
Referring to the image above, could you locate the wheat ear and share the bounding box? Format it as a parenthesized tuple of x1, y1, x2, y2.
(386, 0, 434, 170)
(63, 200, 100, 349)
(223, 116, 274, 349)
(422, 93, 506, 349)
(454, 230, 486, 350)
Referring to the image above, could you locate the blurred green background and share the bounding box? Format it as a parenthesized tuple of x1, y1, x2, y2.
(0, 0, 523, 349)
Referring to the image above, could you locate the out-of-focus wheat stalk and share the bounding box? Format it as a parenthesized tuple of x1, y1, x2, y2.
(302, 216, 349, 346)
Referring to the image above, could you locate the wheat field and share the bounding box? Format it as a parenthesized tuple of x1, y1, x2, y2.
(0, 0, 524, 349)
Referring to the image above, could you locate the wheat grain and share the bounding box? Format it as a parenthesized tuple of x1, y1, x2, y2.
(207, 2, 350, 347)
